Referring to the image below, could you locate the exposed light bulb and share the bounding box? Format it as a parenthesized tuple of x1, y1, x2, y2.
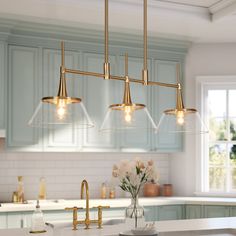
(176, 110, 185, 125)
(56, 99, 67, 120)
(124, 106, 133, 123)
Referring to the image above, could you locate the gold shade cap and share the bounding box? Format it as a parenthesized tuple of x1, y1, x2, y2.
(109, 103, 146, 111)
(164, 108, 197, 115)
(42, 96, 82, 105)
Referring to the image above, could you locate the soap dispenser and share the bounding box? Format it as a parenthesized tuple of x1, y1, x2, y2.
(30, 200, 46, 234)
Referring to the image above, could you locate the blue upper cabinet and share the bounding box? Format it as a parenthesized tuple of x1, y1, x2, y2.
(7, 45, 42, 151)
(151, 60, 183, 152)
(81, 53, 117, 151)
(0, 42, 6, 132)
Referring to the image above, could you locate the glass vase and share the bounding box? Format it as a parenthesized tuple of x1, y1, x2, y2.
(125, 195, 145, 228)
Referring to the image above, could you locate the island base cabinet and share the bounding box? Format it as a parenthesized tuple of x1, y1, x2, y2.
(0, 214, 7, 229)
(144, 206, 158, 221)
(204, 206, 230, 218)
(185, 205, 202, 219)
(157, 205, 185, 221)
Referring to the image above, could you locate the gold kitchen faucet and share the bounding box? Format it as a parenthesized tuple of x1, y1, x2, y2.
(65, 179, 110, 230)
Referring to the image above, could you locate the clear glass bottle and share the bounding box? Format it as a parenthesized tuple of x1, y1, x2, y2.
(30, 200, 46, 233)
(100, 182, 107, 199)
(39, 177, 46, 200)
(125, 195, 145, 229)
(17, 176, 24, 203)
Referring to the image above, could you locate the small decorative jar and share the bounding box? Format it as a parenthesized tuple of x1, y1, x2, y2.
(162, 184, 173, 196)
(143, 183, 160, 197)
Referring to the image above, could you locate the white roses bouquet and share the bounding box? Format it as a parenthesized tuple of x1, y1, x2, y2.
(112, 158, 159, 199)
(112, 158, 158, 228)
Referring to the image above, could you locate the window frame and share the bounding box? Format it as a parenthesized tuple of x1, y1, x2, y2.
(196, 76, 236, 196)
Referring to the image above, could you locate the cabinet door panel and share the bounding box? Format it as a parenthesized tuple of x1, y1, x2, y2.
(7, 213, 23, 228)
(82, 53, 116, 150)
(7, 46, 41, 150)
(152, 60, 183, 151)
(144, 206, 157, 221)
(185, 205, 202, 219)
(118, 57, 151, 151)
(43, 49, 80, 150)
(0, 42, 6, 130)
(0, 213, 7, 229)
(204, 205, 230, 218)
(158, 205, 184, 221)
(230, 206, 236, 216)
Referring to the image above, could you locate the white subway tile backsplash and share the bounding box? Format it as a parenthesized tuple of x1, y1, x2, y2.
(0, 146, 170, 202)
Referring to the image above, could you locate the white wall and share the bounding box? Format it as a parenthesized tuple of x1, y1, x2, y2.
(170, 43, 236, 196)
(0, 139, 169, 202)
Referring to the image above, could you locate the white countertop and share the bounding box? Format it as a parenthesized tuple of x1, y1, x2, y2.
(2, 197, 236, 213)
(1, 217, 236, 236)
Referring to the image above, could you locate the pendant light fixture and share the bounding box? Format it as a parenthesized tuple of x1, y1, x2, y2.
(28, 42, 94, 129)
(29, 0, 208, 135)
(156, 64, 208, 134)
(100, 54, 157, 131)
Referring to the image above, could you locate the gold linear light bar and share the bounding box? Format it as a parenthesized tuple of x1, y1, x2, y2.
(29, 0, 207, 134)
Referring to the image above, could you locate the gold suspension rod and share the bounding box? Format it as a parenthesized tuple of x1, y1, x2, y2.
(105, 0, 109, 64)
(61, 41, 65, 67)
(103, 0, 110, 80)
(142, 0, 148, 86)
(125, 53, 128, 77)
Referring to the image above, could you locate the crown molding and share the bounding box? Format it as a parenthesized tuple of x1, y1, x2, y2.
(209, 0, 236, 21)
(0, 17, 191, 54)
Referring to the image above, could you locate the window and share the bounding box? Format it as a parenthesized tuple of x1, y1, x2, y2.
(197, 77, 236, 194)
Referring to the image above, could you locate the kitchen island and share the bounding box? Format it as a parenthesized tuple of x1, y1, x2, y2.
(2, 197, 236, 230)
(1, 217, 236, 236)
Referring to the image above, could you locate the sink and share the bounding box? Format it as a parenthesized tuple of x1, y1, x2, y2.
(46, 218, 125, 229)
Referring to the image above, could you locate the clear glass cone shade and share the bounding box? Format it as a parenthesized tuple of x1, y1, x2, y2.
(156, 111, 208, 134)
(100, 106, 157, 131)
(28, 99, 94, 129)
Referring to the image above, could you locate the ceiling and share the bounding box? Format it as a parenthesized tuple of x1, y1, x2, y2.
(1, 0, 236, 43)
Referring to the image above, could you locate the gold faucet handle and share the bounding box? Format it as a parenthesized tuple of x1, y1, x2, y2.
(65, 207, 83, 211)
(65, 207, 83, 231)
(93, 206, 110, 229)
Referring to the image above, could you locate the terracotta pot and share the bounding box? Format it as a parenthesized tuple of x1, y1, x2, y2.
(162, 184, 173, 196)
(143, 183, 160, 197)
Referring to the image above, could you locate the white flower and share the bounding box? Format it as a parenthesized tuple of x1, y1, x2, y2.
(112, 158, 159, 197)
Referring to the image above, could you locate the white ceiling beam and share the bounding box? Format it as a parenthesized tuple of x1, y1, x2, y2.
(210, 0, 236, 21)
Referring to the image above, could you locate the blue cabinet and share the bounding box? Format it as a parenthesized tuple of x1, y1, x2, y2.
(204, 205, 230, 218)
(152, 60, 183, 152)
(82, 53, 117, 151)
(0, 213, 7, 229)
(0, 42, 6, 132)
(144, 206, 157, 221)
(185, 205, 202, 219)
(157, 205, 184, 221)
(7, 45, 42, 151)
